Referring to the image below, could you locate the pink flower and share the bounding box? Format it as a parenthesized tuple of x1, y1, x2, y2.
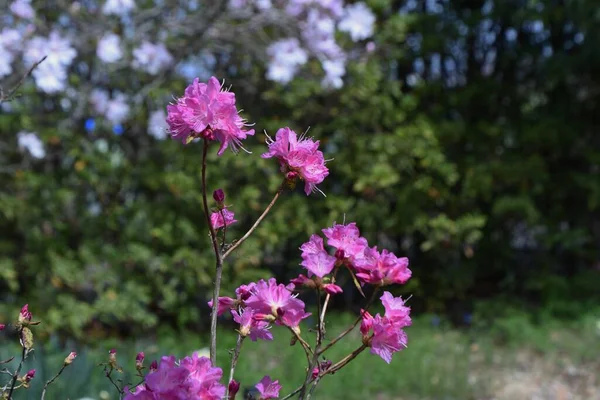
(261, 127, 329, 195)
(370, 315, 408, 364)
(232, 308, 273, 341)
(322, 223, 368, 263)
(126, 353, 226, 400)
(208, 296, 236, 316)
(210, 208, 237, 230)
(380, 292, 411, 328)
(255, 376, 282, 399)
(166, 77, 254, 155)
(279, 308, 311, 329)
(245, 278, 307, 318)
(300, 251, 336, 278)
(354, 247, 411, 286)
(299, 234, 325, 258)
(207, 282, 257, 316)
(0, 324, 5, 331)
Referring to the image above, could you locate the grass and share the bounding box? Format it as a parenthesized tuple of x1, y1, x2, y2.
(1, 310, 599, 400)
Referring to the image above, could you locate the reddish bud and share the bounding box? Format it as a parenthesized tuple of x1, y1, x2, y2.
(0, 324, 5, 331)
(285, 170, 299, 181)
(213, 189, 225, 203)
(228, 379, 240, 399)
(109, 349, 117, 368)
(64, 351, 77, 365)
(290, 274, 316, 288)
(149, 360, 158, 373)
(25, 369, 36, 382)
(19, 304, 32, 324)
(136, 352, 145, 370)
(334, 249, 345, 260)
(360, 309, 373, 337)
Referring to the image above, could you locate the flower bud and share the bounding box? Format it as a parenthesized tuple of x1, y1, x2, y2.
(135, 352, 145, 371)
(285, 170, 299, 181)
(24, 369, 36, 383)
(253, 313, 276, 323)
(109, 349, 117, 369)
(322, 283, 343, 295)
(334, 249, 345, 260)
(360, 309, 373, 338)
(213, 189, 225, 204)
(0, 324, 5, 331)
(228, 379, 240, 400)
(64, 351, 77, 365)
(149, 360, 158, 373)
(18, 304, 32, 324)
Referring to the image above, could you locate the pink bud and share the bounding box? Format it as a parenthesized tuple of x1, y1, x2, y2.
(213, 189, 225, 203)
(135, 352, 145, 370)
(64, 351, 77, 365)
(285, 170, 299, 181)
(25, 369, 36, 382)
(200, 126, 215, 141)
(19, 304, 32, 322)
(323, 283, 343, 295)
(360, 309, 373, 337)
(334, 249, 345, 260)
(0, 324, 5, 331)
(149, 360, 158, 373)
(290, 274, 315, 288)
(228, 379, 240, 399)
(109, 349, 117, 367)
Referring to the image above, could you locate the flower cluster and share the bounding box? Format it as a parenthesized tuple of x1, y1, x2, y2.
(166, 77, 255, 155)
(210, 277, 311, 336)
(125, 353, 226, 400)
(262, 127, 329, 196)
(360, 292, 412, 363)
(296, 222, 411, 290)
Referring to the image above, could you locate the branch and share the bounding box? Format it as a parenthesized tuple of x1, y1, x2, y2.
(40, 364, 67, 400)
(222, 180, 285, 260)
(0, 56, 47, 104)
(201, 139, 225, 366)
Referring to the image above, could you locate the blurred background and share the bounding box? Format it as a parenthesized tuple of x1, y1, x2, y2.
(1, 0, 599, 399)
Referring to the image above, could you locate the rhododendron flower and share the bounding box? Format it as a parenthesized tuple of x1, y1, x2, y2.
(208, 296, 236, 316)
(354, 247, 411, 286)
(300, 251, 336, 278)
(262, 127, 329, 195)
(125, 353, 225, 400)
(300, 234, 325, 258)
(210, 208, 237, 230)
(166, 77, 255, 155)
(380, 291, 411, 328)
(370, 315, 407, 364)
(322, 222, 368, 262)
(255, 376, 281, 400)
(245, 278, 307, 318)
(232, 308, 273, 341)
(279, 308, 311, 329)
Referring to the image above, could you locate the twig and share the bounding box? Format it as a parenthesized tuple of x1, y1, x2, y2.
(226, 334, 244, 397)
(201, 139, 225, 366)
(288, 327, 313, 364)
(219, 208, 227, 252)
(40, 364, 67, 400)
(318, 288, 379, 355)
(280, 385, 304, 400)
(7, 343, 27, 399)
(0, 56, 47, 104)
(105, 368, 124, 400)
(221, 180, 286, 260)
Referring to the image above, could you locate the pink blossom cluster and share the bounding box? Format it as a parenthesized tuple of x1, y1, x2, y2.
(360, 292, 412, 363)
(209, 278, 311, 336)
(262, 127, 329, 195)
(295, 222, 411, 289)
(124, 353, 226, 400)
(166, 76, 255, 155)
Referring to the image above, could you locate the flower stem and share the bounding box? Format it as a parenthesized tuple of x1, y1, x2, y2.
(221, 180, 285, 260)
(40, 364, 67, 400)
(226, 334, 244, 397)
(201, 139, 224, 366)
(7, 343, 26, 399)
(318, 288, 379, 355)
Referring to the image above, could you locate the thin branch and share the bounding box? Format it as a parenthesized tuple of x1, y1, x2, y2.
(201, 139, 224, 366)
(40, 364, 67, 400)
(226, 334, 244, 398)
(287, 327, 313, 364)
(221, 180, 286, 260)
(0, 56, 47, 104)
(318, 288, 379, 355)
(7, 343, 27, 399)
